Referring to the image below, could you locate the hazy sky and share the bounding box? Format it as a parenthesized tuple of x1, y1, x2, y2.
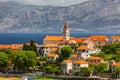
(12, 0, 90, 6)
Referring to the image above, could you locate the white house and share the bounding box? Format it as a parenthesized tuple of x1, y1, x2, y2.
(110, 35, 120, 44)
(80, 48, 101, 60)
(76, 44, 101, 60)
(42, 44, 58, 56)
(77, 45, 90, 55)
(72, 60, 88, 74)
(61, 60, 72, 75)
(47, 53, 59, 62)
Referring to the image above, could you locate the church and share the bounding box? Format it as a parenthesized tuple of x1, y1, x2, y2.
(40, 21, 80, 56)
(43, 21, 71, 44)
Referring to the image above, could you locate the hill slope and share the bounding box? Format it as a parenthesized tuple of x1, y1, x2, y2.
(0, 0, 120, 33)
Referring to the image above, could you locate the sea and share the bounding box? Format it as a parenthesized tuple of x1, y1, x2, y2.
(0, 32, 119, 45)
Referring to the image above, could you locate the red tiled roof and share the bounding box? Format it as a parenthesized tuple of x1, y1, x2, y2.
(44, 36, 63, 41)
(112, 62, 120, 67)
(90, 35, 107, 40)
(77, 46, 89, 50)
(52, 48, 58, 51)
(87, 56, 102, 60)
(44, 44, 58, 47)
(64, 59, 72, 63)
(73, 60, 88, 64)
(111, 35, 120, 39)
(111, 59, 116, 62)
(0, 44, 23, 50)
(73, 38, 83, 43)
(72, 53, 78, 58)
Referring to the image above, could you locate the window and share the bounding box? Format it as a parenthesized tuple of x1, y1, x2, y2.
(69, 70, 72, 73)
(74, 64, 76, 66)
(91, 60, 92, 62)
(99, 42, 101, 44)
(74, 68, 76, 70)
(94, 60, 96, 62)
(86, 50, 88, 53)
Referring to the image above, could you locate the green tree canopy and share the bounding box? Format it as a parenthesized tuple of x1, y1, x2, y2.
(101, 43, 120, 54)
(91, 51, 114, 61)
(23, 40, 37, 52)
(38, 56, 47, 61)
(116, 66, 120, 72)
(113, 52, 120, 62)
(44, 63, 61, 74)
(3, 49, 18, 64)
(0, 52, 9, 69)
(74, 68, 90, 76)
(14, 51, 37, 71)
(79, 68, 91, 76)
(60, 46, 72, 60)
(14, 52, 25, 70)
(94, 63, 107, 74)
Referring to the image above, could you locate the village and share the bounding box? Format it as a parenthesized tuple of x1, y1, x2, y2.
(1, 21, 120, 79)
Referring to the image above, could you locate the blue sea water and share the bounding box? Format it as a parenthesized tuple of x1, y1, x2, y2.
(0, 32, 119, 45)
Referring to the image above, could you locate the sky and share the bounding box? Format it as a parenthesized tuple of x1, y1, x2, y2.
(11, 0, 90, 6)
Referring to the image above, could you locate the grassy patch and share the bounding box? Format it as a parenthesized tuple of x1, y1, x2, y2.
(34, 77, 61, 80)
(0, 77, 20, 80)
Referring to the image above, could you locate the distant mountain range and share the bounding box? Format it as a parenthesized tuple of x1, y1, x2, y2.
(0, 0, 120, 33)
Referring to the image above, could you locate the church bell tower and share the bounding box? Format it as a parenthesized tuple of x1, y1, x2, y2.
(63, 21, 70, 40)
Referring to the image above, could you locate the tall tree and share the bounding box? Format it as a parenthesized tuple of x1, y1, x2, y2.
(14, 51, 37, 71)
(94, 63, 107, 74)
(44, 63, 61, 74)
(4, 49, 18, 64)
(114, 52, 120, 62)
(60, 46, 72, 60)
(14, 52, 26, 71)
(0, 52, 9, 70)
(24, 51, 37, 69)
(79, 68, 91, 76)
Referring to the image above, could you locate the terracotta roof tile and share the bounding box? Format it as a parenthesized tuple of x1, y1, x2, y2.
(77, 46, 89, 50)
(111, 35, 120, 39)
(111, 59, 116, 62)
(68, 40, 77, 44)
(44, 36, 63, 41)
(73, 60, 88, 64)
(52, 48, 58, 51)
(90, 35, 107, 40)
(64, 60, 72, 63)
(73, 38, 83, 43)
(87, 56, 102, 60)
(44, 44, 58, 47)
(93, 47, 97, 50)
(72, 53, 78, 58)
(0, 44, 23, 50)
(112, 62, 120, 67)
